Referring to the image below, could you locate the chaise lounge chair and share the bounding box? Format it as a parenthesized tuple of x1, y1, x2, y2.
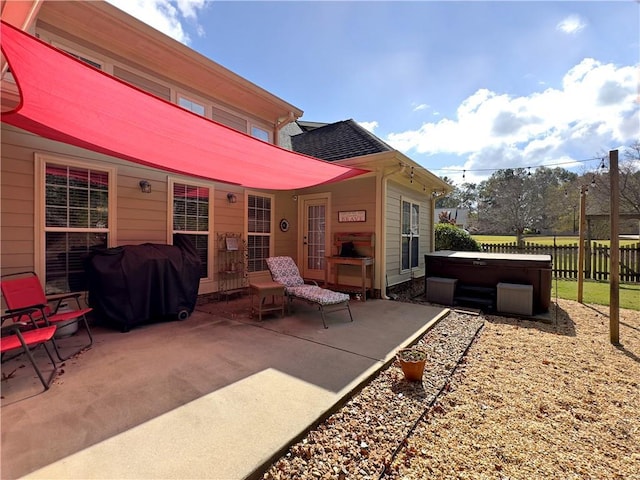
(266, 256, 353, 329)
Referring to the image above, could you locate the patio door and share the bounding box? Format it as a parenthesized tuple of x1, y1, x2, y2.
(301, 195, 329, 281)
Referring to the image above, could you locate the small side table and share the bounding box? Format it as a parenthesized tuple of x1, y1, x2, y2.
(249, 281, 286, 321)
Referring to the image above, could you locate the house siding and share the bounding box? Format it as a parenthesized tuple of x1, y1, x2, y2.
(385, 179, 432, 287)
(297, 176, 376, 287)
(0, 124, 245, 295)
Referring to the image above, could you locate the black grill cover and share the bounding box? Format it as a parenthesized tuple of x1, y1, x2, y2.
(85, 234, 201, 331)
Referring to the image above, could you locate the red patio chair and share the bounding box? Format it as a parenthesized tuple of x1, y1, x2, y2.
(1, 310, 59, 391)
(1, 271, 93, 361)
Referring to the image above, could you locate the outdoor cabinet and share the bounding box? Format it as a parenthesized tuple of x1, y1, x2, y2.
(425, 277, 457, 305)
(424, 251, 552, 314)
(497, 283, 534, 316)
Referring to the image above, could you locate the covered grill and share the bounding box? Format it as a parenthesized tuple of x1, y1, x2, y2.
(84, 235, 201, 331)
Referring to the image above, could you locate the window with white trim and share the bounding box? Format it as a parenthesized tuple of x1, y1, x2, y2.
(43, 162, 110, 294)
(171, 182, 210, 278)
(251, 125, 270, 142)
(178, 95, 206, 116)
(247, 193, 272, 272)
(401, 199, 420, 271)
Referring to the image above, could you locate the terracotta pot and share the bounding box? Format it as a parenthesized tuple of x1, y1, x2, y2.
(397, 348, 427, 382)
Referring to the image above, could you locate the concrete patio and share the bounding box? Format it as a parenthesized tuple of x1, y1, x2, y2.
(1, 295, 448, 480)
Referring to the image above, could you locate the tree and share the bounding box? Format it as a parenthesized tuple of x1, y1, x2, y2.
(582, 141, 640, 236)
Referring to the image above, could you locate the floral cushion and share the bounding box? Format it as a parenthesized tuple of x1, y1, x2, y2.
(266, 256, 350, 306)
(266, 256, 305, 287)
(286, 285, 350, 306)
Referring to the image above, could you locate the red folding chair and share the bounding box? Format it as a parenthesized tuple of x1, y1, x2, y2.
(1, 310, 59, 391)
(1, 271, 93, 361)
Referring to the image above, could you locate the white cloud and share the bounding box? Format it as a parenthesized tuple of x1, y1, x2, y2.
(557, 14, 587, 35)
(357, 121, 379, 133)
(385, 59, 639, 177)
(106, 0, 207, 45)
(413, 103, 429, 112)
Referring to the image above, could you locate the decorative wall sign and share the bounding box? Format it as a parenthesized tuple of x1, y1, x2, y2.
(279, 218, 290, 232)
(338, 210, 366, 222)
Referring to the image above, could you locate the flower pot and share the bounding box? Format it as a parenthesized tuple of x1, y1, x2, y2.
(397, 348, 427, 382)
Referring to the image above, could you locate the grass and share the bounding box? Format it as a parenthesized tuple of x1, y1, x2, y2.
(552, 278, 640, 311)
(473, 235, 638, 247)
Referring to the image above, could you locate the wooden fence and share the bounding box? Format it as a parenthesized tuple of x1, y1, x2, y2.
(479, 241, 640, 283)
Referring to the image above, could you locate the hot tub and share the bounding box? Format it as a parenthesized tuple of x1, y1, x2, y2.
(424, 251, 553, 313)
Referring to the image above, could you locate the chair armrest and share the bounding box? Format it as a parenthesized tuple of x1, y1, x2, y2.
(6, 304, 46, 315)
(304, 280, 319, 286)
(46, 292, 81, 302)
(46, 292, 83, 314)
(1, 321, 31, 335)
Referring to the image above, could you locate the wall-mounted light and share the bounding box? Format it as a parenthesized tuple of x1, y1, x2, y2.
(227, 192, 237, 204)
(139, 180, 152, 193)
(292, 195, 298, 202)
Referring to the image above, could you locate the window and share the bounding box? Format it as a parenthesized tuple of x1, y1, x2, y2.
(172, 182, 210, 278)
(251, 125, 270, 142)
(247, 194, 272, 272)
(401, 199, 420, 271)
(178, 96, 206, 116)
(43, 162, 110, 294)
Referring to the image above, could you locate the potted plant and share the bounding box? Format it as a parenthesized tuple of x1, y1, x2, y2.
(396, 347, 427, 381)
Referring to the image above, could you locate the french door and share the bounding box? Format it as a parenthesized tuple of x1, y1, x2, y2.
(301, 195, 329, 281)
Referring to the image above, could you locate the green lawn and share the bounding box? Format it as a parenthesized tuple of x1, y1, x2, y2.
(552, 279, 639, 311)
(473, 235, 638, 247)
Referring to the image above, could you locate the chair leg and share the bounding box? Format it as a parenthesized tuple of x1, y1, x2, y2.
(51, 314, 93, 361)
(318, 305, 328, 329)
(20, 340, 58, 391)
(346, 302, 354, 322)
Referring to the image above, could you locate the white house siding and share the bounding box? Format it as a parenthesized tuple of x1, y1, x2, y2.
(385, 180, 432, 287)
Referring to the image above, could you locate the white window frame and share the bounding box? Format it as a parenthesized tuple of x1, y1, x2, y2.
(176, 92, 208, 117)
(245, 191, 275, 273)
(400, 196, 420, 273)
(250, 124, 271, 143)
(50, 40, 105, 71)
(167, 178, 214, 287)
(34, 153, 117, 290)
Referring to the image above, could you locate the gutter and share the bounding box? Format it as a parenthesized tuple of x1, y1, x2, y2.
(378, 163, 406, 300)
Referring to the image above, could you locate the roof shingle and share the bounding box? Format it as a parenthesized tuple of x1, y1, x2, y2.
(291, 119, 393, 161)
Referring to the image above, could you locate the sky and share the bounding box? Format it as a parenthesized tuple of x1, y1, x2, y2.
(105, 0, 640, 185)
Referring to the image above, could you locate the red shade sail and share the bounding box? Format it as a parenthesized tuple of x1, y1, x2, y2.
(0, 21, 367, 189)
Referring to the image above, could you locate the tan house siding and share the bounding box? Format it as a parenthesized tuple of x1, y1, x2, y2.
(385, 179, 431, 287)
(113, 66, 171, 101)
(0, 130, 36, 274)
(296, 176, 376, 287)
(212, 107, 248, 133)
(385, 183, 402, 286)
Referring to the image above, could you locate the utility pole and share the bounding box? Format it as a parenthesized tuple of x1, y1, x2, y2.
(610, 150, 620, 345)
(577, 185, 587, 303)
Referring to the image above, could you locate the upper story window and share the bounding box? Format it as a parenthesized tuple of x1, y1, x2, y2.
(178, 95, 206, 116)
(251, 126, 270, 142)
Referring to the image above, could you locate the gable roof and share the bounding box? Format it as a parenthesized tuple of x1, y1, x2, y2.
(291, 119, 394, 161)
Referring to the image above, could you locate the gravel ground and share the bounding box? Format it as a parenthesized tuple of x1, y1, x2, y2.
(261, 298, 640, 480)
(262, 309, 485, 480)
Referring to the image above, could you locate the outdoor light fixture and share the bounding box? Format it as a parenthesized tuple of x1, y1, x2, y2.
(139, 180, 151, 193)
(227, 192, 237, 203)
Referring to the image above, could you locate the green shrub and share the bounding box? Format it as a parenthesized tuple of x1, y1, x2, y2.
(435, 223, 481, 251)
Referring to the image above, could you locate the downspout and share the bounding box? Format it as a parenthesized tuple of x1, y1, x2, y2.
(378, 163, 406, 299)
(273, 111, 296, 147)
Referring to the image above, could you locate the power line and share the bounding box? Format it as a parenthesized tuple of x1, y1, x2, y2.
(432, 156, 605, 174)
